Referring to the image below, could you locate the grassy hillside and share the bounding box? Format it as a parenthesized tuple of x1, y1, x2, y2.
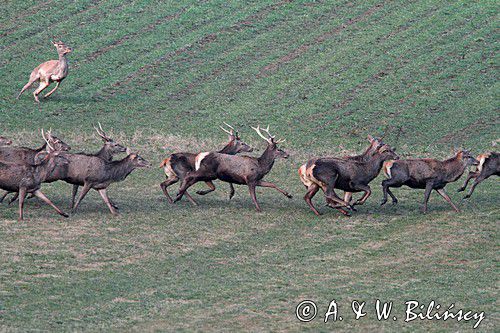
(0, 0, 498, 331)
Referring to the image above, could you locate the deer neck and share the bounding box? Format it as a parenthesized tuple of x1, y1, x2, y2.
(218, 142, 237, 155)
(35, 159, 57, 182)
(443, 155, 466, 182)
(96, 145, 113, 162)
(257, 145, 276, 175)
(108, 158, 136, 182)
(56, 53, 69, 75)
(366, 153, 387, 178)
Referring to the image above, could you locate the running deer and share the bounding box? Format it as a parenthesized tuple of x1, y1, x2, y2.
(0, 139, 69, 220)
(159, 123, 253, 205)
(381, 150, 478, 213)
(300, 143, 398, 216)
(299, 135, 383, 210)
(0, 136, 12, 146)
(70, 148, 151, 215)
(17, 41, 72, 103)
(69, 123, 127, 208)
(0, 130, 71, 203)
(174, 125, 292, 212)
(457, 152, 499, 199)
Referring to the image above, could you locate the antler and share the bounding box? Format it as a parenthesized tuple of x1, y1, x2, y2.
(219, 123, 235, 136)
(94, 122, 110, 140)
(252, 125, 285, 144)
(41, 129, 54, 151)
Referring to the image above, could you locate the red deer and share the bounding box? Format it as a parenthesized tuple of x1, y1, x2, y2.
(70, 148, 151, 215)
(174, 125, 292, 212)
(300, 143, 398, 216)
(0, 130, 70, 203)
(69, 123, 127, 208)
(381, 150, 478, 213)
(457, 152, 499, 199)
(299, 135, 382, 210)
(0, 136, 12, 146)
(17, 41, 72, 103)
(159, 123, 253, 205)
(0, 138, 69, 220)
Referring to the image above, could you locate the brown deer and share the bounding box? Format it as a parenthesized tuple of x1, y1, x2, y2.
(457, 152, 499, 199)
(0, 136, 12, 146)
(381, 150, 478, 213)
(299, 135, 382, 211)
(70, 148, 151, 215)
(17, 41, 72, 103)
(300, 143, 398, 216)
(0, 130, 70, 203)
(0, 138, 69, 220)
(69, 123, 127, 208)
(174, 125, 292, 212)
(159, 123, 253, 205)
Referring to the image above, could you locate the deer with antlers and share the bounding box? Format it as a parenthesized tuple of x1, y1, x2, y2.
(68, 123, 127, 209)
(160, 123, 253, 205)
(0, 133, 69, 220)
(174, 125, 292, 212)
(17, 41, 72, 103)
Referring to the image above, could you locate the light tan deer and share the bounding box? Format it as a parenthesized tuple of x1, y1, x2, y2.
(17, 41, 72, 103)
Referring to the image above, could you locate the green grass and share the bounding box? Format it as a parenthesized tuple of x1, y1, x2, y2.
(0, 0, 498, 331)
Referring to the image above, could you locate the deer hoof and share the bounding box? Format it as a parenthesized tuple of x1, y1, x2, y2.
(60, 212, 69, 218)
(457, 187, 465, 192)
(286, 193, 293, 199)
(463, 195, 471, 199)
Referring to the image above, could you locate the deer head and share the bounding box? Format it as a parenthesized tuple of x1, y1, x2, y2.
(252, 125, 289, 159)
(376, 143, 399, 161)
(52, 41, 72, 55)
(458, 150, 479, 166)
(219, 122, 253, 153)
(41, 129, 71, 152)
(94, 122, 127, 154)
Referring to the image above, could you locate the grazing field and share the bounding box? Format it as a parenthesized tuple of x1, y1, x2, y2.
(0, 0, 498, 331)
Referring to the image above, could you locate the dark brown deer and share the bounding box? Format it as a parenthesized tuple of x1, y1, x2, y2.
(17, 41, 72, 103)
(69, 123, 127, 208)
(159, 123, 253, 205)
(299, 135, 382, 210)
(0, 136, 12, 146)
(300, 143, 398, 216)
(457, 152, 499, 199)
(174, 125, 292, 212)
(0, 130, 70, 203)
(0, 143, 69, 221)
(381, 150, 478, 213)
(70, 149, 151, 215)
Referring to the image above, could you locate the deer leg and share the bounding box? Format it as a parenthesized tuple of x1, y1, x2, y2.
(17, 75, 39, 99)
(18, 188, 27, 221)
(70, 184, 79, 209)
(463, 174, 487, 199)
(381, 179, 400, 206)
(72, 183, 92, 213)
(33, 190, 69, 217)
(196, 181, 216, 195)
(43, 81, 60, 98)
(422, 182, 434, 214)
(248, 183, 261, 212)
(184, 191, 199, 206)
(435, 188, 460, 212)
(342, 192, 357, 211)
(160, 176, 179, 203)
(256, 180, 293, 198)
(352, 184, 371, 206)
(8, 192, 19, 205)
(304, 184, 321, 216)
(457, 171, 477, 192)
(0, 191, 11, 203)
(98, 189, 118, 216)
(174, 176, 198, 203)
(33, 81, 50, 103)
(228, 183, 235, 200)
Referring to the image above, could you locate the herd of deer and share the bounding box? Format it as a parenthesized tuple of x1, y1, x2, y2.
(1, 123, 497, 221)
(7, 42, 498, 220)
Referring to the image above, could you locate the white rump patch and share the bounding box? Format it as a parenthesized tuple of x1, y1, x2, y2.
(477, 155, 488, 173)
(195, 152, 210, 171)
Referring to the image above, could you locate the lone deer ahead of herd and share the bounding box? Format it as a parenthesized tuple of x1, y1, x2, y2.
(174, 125, 292, 212)
(17, 41, 72, 103)
(381, 150, 479, 213)
(457, 152, 499, 199)
(299, 141, 398, 216)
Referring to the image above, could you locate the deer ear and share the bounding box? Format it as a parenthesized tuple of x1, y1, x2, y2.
(126, 147, 132, 155)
